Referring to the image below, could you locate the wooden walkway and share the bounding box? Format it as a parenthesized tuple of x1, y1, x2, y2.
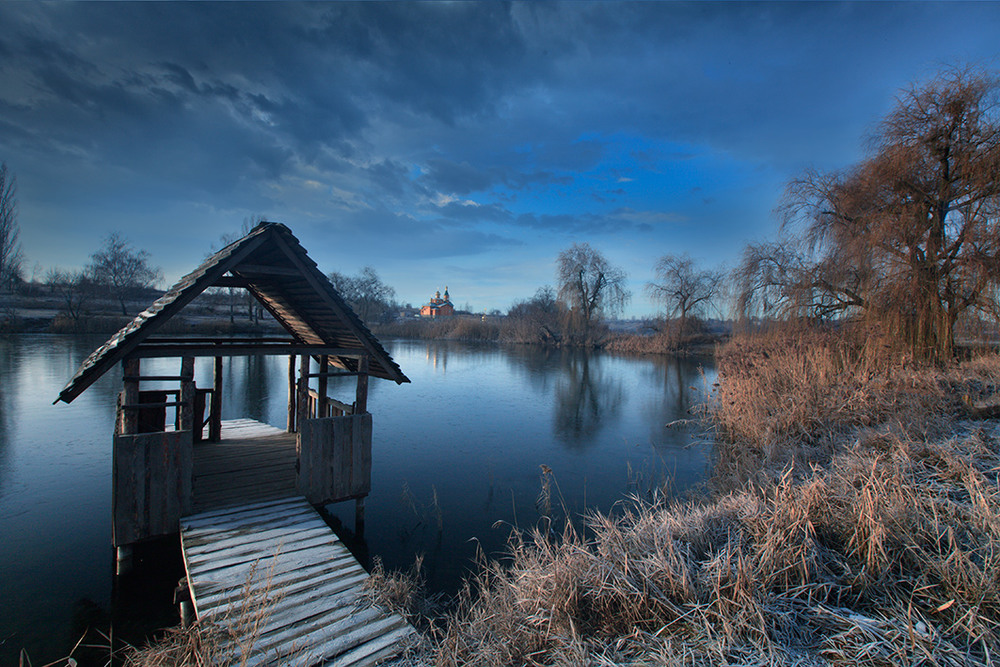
(192, 419, 298, 513)
(181, 496, 417, 667)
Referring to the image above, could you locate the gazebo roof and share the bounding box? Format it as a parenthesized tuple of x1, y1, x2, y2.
(56, 222, 408, 404)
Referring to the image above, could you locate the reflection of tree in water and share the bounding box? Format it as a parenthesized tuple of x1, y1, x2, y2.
(642, 355, 716, 449)
(553, 352, 624, 448)
(0, 340, 11, 496)
(502, 344, 562, 395)
(241, 354, 270, 422)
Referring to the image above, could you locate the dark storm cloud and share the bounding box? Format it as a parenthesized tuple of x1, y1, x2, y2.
(307, 2, 549, 125)
(4, 1, 1000, 313)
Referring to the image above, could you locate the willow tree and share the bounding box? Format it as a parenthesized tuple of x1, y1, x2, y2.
(647, 253, 723, 341)
(737, 67, 1000, 360)
(556, 242, 630, 340)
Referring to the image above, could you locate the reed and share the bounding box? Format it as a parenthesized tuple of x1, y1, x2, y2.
(123, 560, 293, 667)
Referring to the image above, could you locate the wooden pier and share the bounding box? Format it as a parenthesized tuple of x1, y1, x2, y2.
(181, 496, 417, 666)
(192, 419, 298, 513)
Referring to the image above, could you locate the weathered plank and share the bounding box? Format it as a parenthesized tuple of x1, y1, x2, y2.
(191, 420, 298, 512)
(113, 429, 193, 545)
(297, 413, 372, 505)
(180, 496, 416, 667)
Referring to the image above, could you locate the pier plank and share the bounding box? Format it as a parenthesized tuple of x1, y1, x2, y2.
(181, 495, 415, 666)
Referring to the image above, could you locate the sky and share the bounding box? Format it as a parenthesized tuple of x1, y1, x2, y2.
(2, 2, 999, 317)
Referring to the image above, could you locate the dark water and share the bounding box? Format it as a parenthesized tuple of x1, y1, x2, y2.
(0, 335, 715, 664)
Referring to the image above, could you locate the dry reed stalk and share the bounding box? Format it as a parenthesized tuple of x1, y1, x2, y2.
(124, 557, 294, 667)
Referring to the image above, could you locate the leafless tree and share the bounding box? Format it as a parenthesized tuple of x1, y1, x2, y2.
(46, 268, 92, 324)
(0, 163, 24, 293)
(556, 242, 630, 339)
(738, 66, 1000, 360)
(88, 232, 162, 315)
(646, 253, 723, 340)
(327, 266, 397, 324)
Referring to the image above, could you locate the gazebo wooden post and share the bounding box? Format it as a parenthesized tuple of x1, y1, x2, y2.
(117, 356, 140, 574)
(287, 354, 296, 433)
(355, 355, 369, 415)
(317, 355, 329, 418)
(121, 357, 140, 436)
(179, 357, 195, 434)
(354, 354, 369, 535)
(297, 354, 310, 426)
(210, 356, 223, 441)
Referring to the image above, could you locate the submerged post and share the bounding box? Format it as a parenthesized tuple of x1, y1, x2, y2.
(355, 497, 365, 537)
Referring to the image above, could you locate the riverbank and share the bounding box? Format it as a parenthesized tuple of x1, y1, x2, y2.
(372, 316, 725, 356)
(420, 330, 1000, 665)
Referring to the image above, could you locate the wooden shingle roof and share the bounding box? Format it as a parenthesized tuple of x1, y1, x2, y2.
(56, 222, 408, 404)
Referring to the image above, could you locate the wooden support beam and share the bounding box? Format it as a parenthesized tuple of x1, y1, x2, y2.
(122, 358, 140, 435)
(287, 354, 296, 433)
(210, 356, 223, 442)
(131, 343, 367, 359)
(179, 357, 195, 433)
(297, 354, 310, 427)
(355, 355, 369, 415)
(317, 355, 329, 418)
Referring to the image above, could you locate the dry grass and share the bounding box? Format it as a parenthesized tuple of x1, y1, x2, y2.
(428, 325, 1000, 665)
(123, 560, 294, 667)
(704, 326, 1000, 488)
(434, 423, 1000, 665)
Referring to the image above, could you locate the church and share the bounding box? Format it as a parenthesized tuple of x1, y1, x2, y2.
(420, 287, 455, 318)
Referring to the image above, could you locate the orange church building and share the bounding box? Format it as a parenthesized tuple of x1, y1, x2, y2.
(420, 287, 455, 318)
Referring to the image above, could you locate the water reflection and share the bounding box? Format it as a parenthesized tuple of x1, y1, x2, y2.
(0, 339, 12, 496)
(1, 335, 717, 664)
(553, 353, 624, 447)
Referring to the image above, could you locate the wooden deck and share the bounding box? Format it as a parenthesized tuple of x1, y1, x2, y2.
(192, 419, 298, 513)
(181, 496, 417, 667)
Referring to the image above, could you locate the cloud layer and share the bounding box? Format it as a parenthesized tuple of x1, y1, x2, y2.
(1, 2, 998, 314)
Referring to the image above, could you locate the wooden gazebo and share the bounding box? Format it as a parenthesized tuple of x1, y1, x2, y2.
(55, 222, 409, 569)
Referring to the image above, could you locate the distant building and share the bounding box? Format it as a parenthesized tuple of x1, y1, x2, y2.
(420, 287, 455, 318)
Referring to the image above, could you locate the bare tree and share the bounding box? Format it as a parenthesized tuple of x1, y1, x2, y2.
(0, 163, 24, 293)
(738, 66, 1000, 360)
(88, 232, 162, 315)
(556, 242, 630, 339)
(46, 268, 92, 324)
(646, 253, 723, 340)
(327, 266, 397, 324)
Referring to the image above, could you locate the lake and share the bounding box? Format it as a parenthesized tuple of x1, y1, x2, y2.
(0, 334, 715, 664)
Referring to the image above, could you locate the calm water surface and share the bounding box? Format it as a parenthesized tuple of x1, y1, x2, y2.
(0, 334, 715, 664)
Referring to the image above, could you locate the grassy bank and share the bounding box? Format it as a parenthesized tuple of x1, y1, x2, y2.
(414, 328, 1000, 665)
(374, 316, 724, 355)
